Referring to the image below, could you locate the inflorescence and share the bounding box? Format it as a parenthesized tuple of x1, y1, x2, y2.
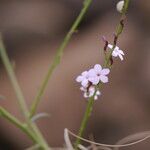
(76, 44, 124, 100)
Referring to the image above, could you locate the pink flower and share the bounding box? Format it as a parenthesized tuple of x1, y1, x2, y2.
(76, 71, 89, 87)
(89, 64, 110, 84)
(76, 64, 110, 100)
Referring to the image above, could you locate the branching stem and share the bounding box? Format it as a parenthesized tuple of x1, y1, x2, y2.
(74, 0, 130, 149)
(30, 0, 93, 117)
(0, 37, 50, 149)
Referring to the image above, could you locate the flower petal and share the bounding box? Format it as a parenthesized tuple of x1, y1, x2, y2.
(118, 49, 125, 55)
(89, 86, 95, 93)
(115, 46, 119, 51)
(81, 79, 88, 87)
(119, 53, 124, 61)
(94, 64, 102, 72)
(100, 75, 108, 83)
(80, 87, 85, 91)
(81, 71, 88, 77)
(76, 76, 84, 82)
(112, 50, 119, 57)
(94, 95, 98, 100)
(96, 90, 101, 96)
(101, 68, 110, 75)
(88, 69, 96, 77)
(89, 76, 100, 85)
(83, 92, 88, 98)
(108, 44, 113, 49)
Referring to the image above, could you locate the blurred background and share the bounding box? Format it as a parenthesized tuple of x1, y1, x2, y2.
(0, 0, 150, 149)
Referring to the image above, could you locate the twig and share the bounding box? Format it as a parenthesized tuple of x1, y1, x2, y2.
(74, 0, 130, 148)
(30, 0, 93, 117)
(0, 36, 50, 149)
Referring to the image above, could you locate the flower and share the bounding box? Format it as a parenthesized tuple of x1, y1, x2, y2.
(108, 44, 124, 61)
(80, 86, 101, 100)
(76, 71, 89, 87)
(89, 64, 110, 84)
(76, 64, 110, 100)
(116, 0, 124, 13)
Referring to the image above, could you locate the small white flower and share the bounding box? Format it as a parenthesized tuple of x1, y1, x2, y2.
(80, 86, 101, 100)
(76, 71, 89, 87)
(116, 0, 124, 13)
(89, 64, 110, 84)
(94, 90, 101, 100)
(108, 44, 124, 61)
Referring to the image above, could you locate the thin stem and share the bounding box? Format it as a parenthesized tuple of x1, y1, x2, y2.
(0, 37, 50, 149)
(30, 0, 93, 117)
(74, 92, 96, 149)
(74, 0, 130, 149)
(29, 123, 49, 150)
(0, 36, 29, 118)
(0, 107, 37, 143)
(105, 0, 130, 67)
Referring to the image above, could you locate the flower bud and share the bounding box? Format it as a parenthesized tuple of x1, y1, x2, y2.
(116, 0, 124, 13)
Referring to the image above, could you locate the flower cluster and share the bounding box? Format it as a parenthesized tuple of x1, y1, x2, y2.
(76, 44, 124, 100)
(76, 64, 110, 100)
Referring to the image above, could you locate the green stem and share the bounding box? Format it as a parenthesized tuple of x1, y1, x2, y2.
(74, 0, 130, 149)
(30, 0, 93, 117)
(0, 37, 29, 118)
(0, 107, 37, 143)
(0, 37, 50, 150)
(105, 0, 130, 67)
(29, 123, 49, 150)
(74, 94, 95, 149)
